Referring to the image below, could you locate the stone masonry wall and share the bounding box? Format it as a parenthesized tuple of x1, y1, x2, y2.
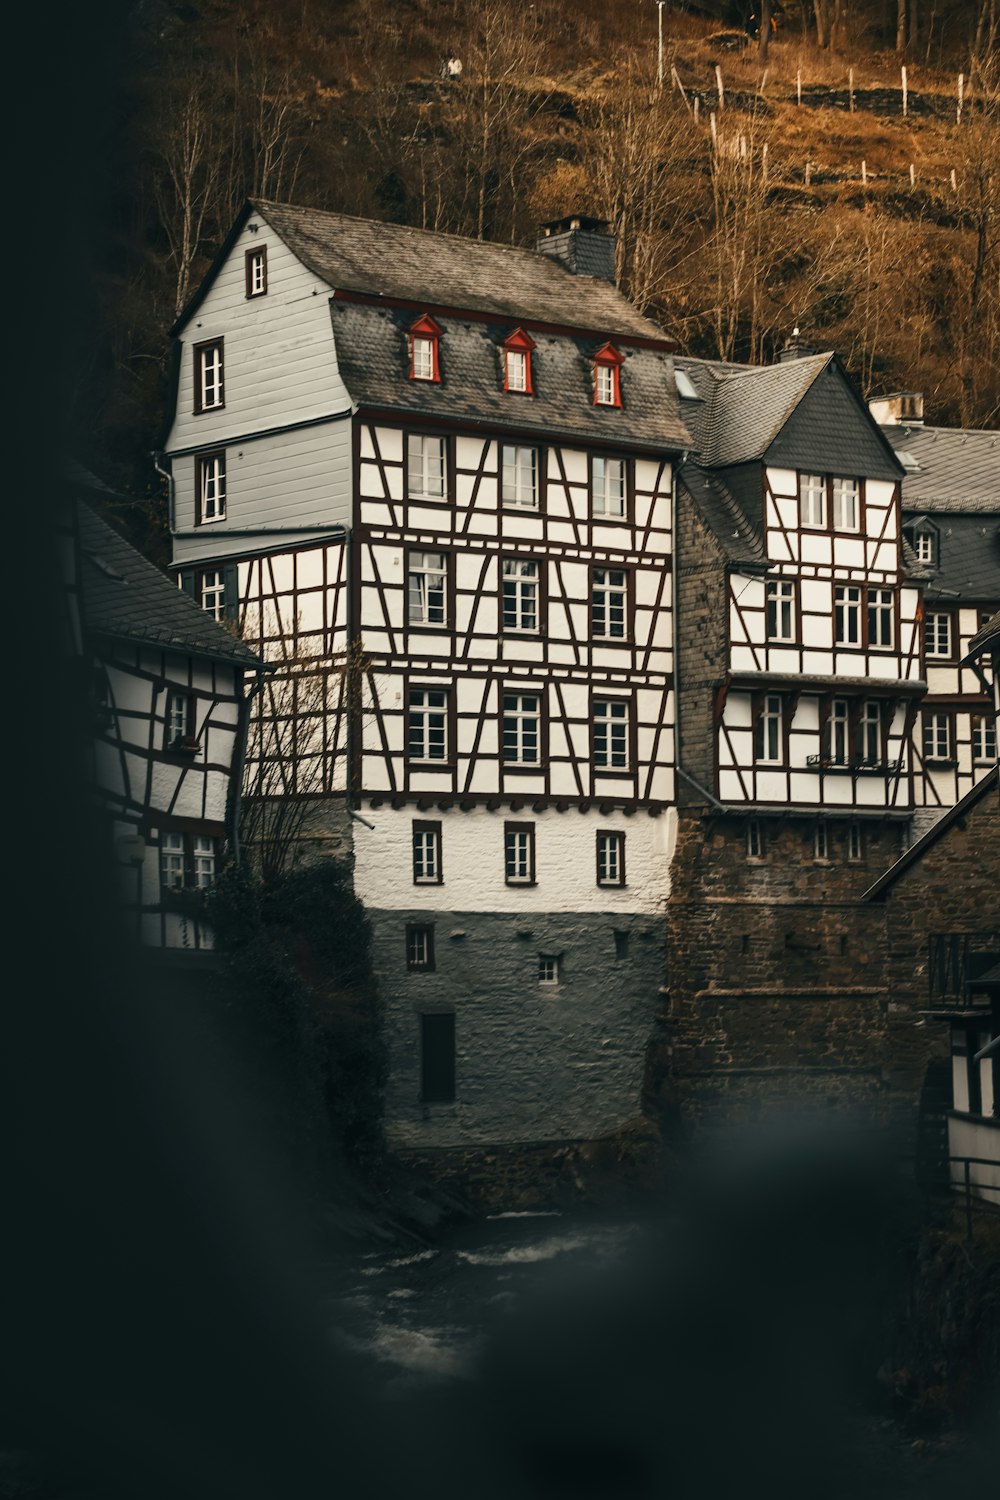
(650, 810, 925, 1139)
(674, 495, 727, 805)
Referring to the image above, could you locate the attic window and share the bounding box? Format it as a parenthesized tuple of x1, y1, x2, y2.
(593, 343, 624, 407)
(408, 314, 442, 383)
(502, 328, 536, 395)
(674, 367, 699, 400)
(914, 530, 935, 565)
(245, 246, 267, 298)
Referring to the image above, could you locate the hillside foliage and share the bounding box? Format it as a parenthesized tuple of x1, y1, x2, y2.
(84, 0, 998, 552)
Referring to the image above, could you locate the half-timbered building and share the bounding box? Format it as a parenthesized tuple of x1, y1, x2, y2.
(872, 403, 1000, 830)
(161, 203, 690, 1150)
(77, 500, 262, 949)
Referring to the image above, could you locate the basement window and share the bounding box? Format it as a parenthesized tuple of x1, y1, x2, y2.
(538, 954, 560, 986)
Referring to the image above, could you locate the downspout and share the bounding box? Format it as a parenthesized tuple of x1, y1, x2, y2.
(152, 451, 175, 533)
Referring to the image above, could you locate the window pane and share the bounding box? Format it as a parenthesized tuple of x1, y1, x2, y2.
(501, 446, 538, 508)
(799, 474, 825, 527)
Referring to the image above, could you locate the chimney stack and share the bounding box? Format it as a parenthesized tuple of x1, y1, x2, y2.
(867, 392, 924, 425)
(536, 215, 616, 283)
(778, 326, 816, 362)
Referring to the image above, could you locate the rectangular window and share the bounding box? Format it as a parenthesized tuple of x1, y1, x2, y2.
(857, 700, 882, 765)
(827, 698, 851, 766)
(245, 246, 267, 297)
(538, 955, 560, 985)
(923, 712, 953, 762)
(407, 434, 446, 500)
(596, 830, 626, 887)
(502, 692, 541, 765)
(835, 585, 862, 646)
(200, 569, 227, 622)
(502, 558, 540, 632)
(746, 820, 764, 860)
(504, 822, 536, 885)
(799, 473, 825, 528)
(196, 452, 226, 524)
(406, 924, 435, 972)
(767, 580, 796, 642)
(412, 821, 442, 884)
(925, 612, 953, 659)
(420, 1012, 455, 1103)
(592, 456, 626, 518)
(194, 339, 224, 413)
(914, 531, 935, 564)
(412, 337, 435, 381)
(501, 444, 539, 509)
(972, 714, 997, 763)
(593, 698, 629, 770)
(813, 822, 829, 861)
(591, 568, 627, 639)
(867, 588, 894, 649)
(165, 691, 194, 751)
(408, 688, 449, 762)
(754, 694, 783, 764)
(595, 364, 617, 406)
(160, 831, 215, 889)
(506, 349, 528, 392)
(847, 821, 863, 862)
(832, 477, 860, 531)
(408, 551, 448, 627)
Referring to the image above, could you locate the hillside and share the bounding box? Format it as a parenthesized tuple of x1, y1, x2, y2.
(81, 0, 997, 551)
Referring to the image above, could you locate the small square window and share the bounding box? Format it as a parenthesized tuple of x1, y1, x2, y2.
(504, 822, 536, 885)
(538, 954, 559, 985)
(412, 820, 442, 884)
(596, 830, 625, 886)
(406, 924, 435, 972)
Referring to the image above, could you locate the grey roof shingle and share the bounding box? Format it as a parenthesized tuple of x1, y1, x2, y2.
(330, 302, 692, 451)
(697, 354, 832, 467)
(885, 424, 1000, 511)
(916, 514, 1000, 601)
(967, 607, 1000, 658)
(253, 200, 667, 340)
(678, 460, 765, 567)
(78, 506, 262, 667)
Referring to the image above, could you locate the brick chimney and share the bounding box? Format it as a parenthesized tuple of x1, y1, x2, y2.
(536, 215, 616, 282)
(778, 327, 816, 362)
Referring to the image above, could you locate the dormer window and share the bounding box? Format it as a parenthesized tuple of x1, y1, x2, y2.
(905, 519, 939, 568)
(408, 314, 442, 382)
(593, 343, 624, 407)
(245, 246, 267, 298)
(915, 531, 935, 564)
(502, 328, 535, 395)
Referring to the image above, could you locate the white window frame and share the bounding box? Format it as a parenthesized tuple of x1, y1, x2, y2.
(504, 824, 535, 885)
(591, 568, 627, 639)
(501, 445, 538, 509)
(195, 341, 224, 412)
(827, 699, 851, 766)
(754, 694, 783, 764)
(914, 531, 935, 564)
(198, 453, 226, 523)
(406, 924, 434, 970)
(832, 477, 860, 532)
(867, 588, 894, 650)
(502, 692, 541, 765)
(972, 714, 997, 763)
(593, 698, 629, 770)
(595, 364, 617, 405)
(161, 831, 214, 889)
(505, 349, 528, 393)
(412, 336, 435, 381)
(407, 434, 446, 501)
(923, 712, 952, 762)
(502, 558, 540, 632)
(925, 612, 952, 659)
(200, 569, 226, 622)
(857, 700, 882, 765)
(538, 954, 560, 985)
(160, 831, 186, 890)
(412, 823, 442, 884)
(766, 579, 795, 642)
(592, 455, 626, 517)
(247, 248, 267, 297)
(799, 473, 825, 528)
(835, 585, 862, 646)
(597, 830, 625, 887)
(408, 688, 448, 763)
(408, 551, 447, 626)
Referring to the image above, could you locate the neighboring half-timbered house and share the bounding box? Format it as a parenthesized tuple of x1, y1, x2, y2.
(161, 203, 690, 1150)
(873, 406, 1000, 829)
(78, 501, 262, 949)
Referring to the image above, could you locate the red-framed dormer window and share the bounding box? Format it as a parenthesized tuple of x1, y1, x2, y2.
(408, 314, 442, 382)
(502, 327, 536, 395)
(593, 343, 624, 407)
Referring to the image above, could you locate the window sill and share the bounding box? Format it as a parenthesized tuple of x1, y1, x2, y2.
(505, 880, 537, 888)
(165, 740, 200, 757)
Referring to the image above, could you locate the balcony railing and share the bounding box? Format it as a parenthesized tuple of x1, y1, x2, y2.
(805, 755, 903, 774)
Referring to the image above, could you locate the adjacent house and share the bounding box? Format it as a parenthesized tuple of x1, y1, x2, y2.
(75, 490, 262, 949)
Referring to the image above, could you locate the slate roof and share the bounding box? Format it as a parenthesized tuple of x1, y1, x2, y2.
(967, 607, 1000, 659)
(916, 513, 1000, 602)
(252, 200, 667, 341)
(678, 459, 766, 567)
(884, 424, 1000, 512)
(862, 765, 998, 900)
(330, 301, 692, 452)
(78, 506, 262, 667)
